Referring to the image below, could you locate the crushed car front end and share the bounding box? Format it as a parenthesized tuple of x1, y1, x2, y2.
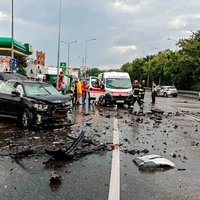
(24, 95, 72, 127)
(33, 101, 71, 126)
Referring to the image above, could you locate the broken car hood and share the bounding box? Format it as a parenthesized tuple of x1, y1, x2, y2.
(26, 94, 72, 104)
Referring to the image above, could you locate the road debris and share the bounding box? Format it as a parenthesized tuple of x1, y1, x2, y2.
(133, 154, 176, 170)
(50, 171, 61, 184)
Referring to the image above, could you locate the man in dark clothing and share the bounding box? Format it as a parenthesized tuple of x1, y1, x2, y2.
(151, 81, 157, 105)
(130, 80, 141, 112)
(71, 81, 78, 105)
(139, 80, 146, 109)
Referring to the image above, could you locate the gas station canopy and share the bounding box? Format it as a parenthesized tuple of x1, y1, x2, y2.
(0, 37, 33, 57)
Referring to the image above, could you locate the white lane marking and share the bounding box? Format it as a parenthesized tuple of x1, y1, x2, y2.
(108, 117, 120, 200)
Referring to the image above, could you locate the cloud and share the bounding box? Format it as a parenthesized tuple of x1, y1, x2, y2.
(113, 45, 137, 54)
(1, 0, 200, 69)
(169, 14, 200, 29)
(0, 11, 8, 20)
(110, 0, 148, 13)
(98, 64, 122, 70)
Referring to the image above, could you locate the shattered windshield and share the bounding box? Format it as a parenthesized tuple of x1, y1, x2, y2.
(24, 83, 50, 95)
(42, 84, 61, 95)
(106, 78, 132, 89)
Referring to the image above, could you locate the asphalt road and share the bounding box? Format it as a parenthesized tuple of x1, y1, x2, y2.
(0, 92, 200, 200)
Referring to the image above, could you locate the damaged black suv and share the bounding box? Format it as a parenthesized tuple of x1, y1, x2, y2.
(0, 80, 72, 129)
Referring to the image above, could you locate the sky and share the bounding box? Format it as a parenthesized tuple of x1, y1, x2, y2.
(0, 0, 200, 69)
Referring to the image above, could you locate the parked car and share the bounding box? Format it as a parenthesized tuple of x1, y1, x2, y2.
(0, 80, 72, 129)
(156, 85, 178, 97)
(0, 72, 27, 81)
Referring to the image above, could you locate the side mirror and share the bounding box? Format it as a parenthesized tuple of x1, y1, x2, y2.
(90, 88, 92, 91)
(11, 90, 20, 96)
(100, 85, 105, 89)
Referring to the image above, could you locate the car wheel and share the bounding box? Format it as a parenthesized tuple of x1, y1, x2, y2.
(102, 98, 107, 107)
(164, 93, 168, 97)
(99, 96, 107, 106)
(173, 94, 178, 98)
(21, 108, 33, 129)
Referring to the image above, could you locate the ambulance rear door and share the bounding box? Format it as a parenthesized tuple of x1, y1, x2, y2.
(89, 76, 105, 102)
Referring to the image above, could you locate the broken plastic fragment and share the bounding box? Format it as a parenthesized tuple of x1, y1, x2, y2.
(133, 154, 175, 170)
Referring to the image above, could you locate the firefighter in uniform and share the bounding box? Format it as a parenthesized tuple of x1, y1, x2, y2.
(130, 80, 141, 112)
(139, 80, 146, 110)
(151, 81, 157, 104)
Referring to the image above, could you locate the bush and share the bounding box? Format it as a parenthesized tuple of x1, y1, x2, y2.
(191, 83, 200, 91)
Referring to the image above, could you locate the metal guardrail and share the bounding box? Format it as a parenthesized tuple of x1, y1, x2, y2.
(178, 90, 199, 95)
(145, 87, 199, 96)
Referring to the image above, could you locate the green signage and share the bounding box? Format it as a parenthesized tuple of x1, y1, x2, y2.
(60, 62, 66, 71)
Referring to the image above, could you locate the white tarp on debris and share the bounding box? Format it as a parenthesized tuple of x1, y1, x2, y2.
(133, 154, 175, 169)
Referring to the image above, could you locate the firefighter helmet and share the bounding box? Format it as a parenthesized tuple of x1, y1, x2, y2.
(142, 80, 145, 84)
(134, 80, 139, 84)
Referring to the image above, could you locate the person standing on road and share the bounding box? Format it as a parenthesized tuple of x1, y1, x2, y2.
(151, 81, 157, 105)
(82, 81, 87, 105)
(130, 80, 142, 112)
(77, 79, 82, 105)
(71, 81, 78, 105)
(87, 84, 91, 105)
(139, 80, 146, 110)
(61, 81, 67, 95)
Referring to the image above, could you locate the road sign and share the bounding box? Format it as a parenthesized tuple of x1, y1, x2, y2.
(11, 58, 17, 71)
(60, 62, 66, 71)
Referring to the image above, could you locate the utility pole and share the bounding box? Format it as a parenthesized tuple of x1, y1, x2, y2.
(56, 0, 62, 89)
(62, 40, 77, 75)
(11, 0, 14, 72)
(84, 38, 96, 79)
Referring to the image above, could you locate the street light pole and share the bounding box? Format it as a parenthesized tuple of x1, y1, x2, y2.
(78, 56, 88, 67)
(61, 40, 77, 75)
(56, 0, 62, 89)
(167, 38, 178, 51)
(11, 0, 14, 72)
(85, 38, 96, 79)
(144, 54, 150, 87)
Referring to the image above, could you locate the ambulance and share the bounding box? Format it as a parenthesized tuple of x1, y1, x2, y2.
(89, 71, 133, 106)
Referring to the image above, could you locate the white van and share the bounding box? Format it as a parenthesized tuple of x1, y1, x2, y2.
(89, 72, 133, 106)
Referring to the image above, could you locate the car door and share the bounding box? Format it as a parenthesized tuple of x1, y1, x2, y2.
(0, 81, 5, 115)
(0, 80, 21, 117)
(159, 86, 165, 96)
(89, 76, 105, 102)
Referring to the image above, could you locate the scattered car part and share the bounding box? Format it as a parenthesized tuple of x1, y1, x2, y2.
(133, 154, 175, 170)
(65, 131, 84, 155)
(10, 148, 35, 156)
(50, 171, 61, 184)
(66, 135, 96, 145)
(45, 131, 85, 158)
(151, 108, 164, 114)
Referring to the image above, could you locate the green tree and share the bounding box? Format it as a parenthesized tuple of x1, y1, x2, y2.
(16, 57, 27, 77)
(86, 68, 102, 77)
(17, 66, 27, 76)
(121, 30, 200, 90)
